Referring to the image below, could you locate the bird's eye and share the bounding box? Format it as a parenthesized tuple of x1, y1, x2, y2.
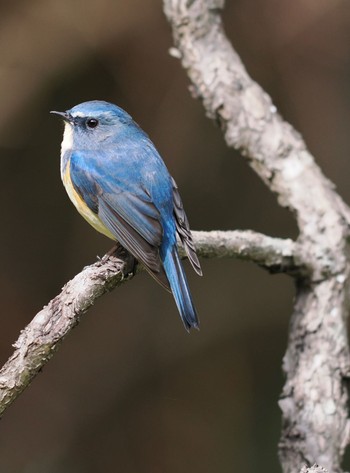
(86, 118, 99, 129)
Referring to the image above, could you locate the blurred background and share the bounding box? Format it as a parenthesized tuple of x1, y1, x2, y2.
(0, 0, 349, 471)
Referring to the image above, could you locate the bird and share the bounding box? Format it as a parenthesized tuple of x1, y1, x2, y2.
(51, 100, 202, 331)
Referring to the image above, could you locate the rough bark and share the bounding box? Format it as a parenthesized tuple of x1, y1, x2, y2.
(0, 230, 292, 417)
(0, 2, 349, 472)
(301, 465, 329, 473)
(163, 1, 350, 472)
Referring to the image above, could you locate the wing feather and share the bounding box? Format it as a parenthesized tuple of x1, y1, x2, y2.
(98, 198, 171, 291)
(69, 151, 171, 291)
(172, 177, 202, 276)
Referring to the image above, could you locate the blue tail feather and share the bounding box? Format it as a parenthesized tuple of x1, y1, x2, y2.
(162, 246, 199, 331)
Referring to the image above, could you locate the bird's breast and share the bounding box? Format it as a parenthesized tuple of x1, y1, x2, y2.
(62, 158, 115, 240)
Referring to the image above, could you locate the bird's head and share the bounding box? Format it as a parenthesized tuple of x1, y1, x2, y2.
(51, 100, 135, 150)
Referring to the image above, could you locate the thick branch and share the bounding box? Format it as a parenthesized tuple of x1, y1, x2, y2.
(163, 0, 350, 279)
(163, 1, 350, 473)
(0, 229, 290, 417)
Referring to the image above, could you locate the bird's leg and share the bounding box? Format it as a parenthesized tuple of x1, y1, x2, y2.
(123, 255, 138, 280)
(103, 243, 120, 259)
(100, 243, 137, 279)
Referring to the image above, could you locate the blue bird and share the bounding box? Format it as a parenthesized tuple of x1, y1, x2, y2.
(51, 100, 202, 331)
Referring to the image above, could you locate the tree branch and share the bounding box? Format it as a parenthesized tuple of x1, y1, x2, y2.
(301, 465, 328, 473)
(0, 245, 132, 417)
(0, 229, 292, 417)
(191, 230, 301, 274)
(163, 1, 350, 472)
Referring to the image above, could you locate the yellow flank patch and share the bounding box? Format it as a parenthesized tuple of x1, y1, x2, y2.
(63, 161, 115, 240)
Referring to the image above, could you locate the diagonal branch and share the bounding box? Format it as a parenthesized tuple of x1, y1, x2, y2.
(0, 229, 294, 417)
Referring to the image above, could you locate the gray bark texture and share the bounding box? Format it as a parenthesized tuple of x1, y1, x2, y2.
(0, 2, 349, 472)
(163, 1, 350, 473)
(0, 230, 290, 417)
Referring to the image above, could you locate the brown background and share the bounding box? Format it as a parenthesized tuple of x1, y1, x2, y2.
(0, 1, 349, 472)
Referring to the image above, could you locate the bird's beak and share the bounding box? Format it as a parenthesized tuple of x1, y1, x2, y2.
(50, 110, 73, 123)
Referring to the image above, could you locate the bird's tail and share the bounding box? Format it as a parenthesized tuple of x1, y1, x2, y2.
(162, 246, 199, 332)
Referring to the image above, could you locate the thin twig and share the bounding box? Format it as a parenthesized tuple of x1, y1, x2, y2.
(191, 230, 300, 274)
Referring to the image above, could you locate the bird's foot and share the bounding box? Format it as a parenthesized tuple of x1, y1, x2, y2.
(99, 243, 120, 262)
(99, 243, 137, 279)
(121, 256, 138, 281)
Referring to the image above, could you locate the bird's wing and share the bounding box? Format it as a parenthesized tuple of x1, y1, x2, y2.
(69, 150, 171, 291)
(172, 177, 202, 276)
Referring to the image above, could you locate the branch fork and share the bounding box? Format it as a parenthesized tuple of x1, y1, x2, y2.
(0, 2, 349, 473)
(163, 1, 350, 473)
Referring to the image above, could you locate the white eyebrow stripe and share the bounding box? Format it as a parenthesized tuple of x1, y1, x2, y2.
(71, 112, 86, 118)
